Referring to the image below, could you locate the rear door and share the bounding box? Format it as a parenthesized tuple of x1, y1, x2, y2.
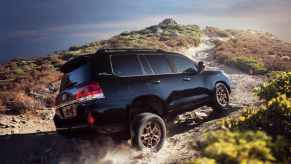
(97, 54, 145, 124)
(109, 54, 150, 100)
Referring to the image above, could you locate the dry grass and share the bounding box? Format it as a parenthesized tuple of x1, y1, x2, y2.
(14, 91, 41, 110)
(214, 30, 291, 73)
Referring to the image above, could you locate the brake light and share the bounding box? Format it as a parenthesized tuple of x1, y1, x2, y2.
(75, 82, 105, 101)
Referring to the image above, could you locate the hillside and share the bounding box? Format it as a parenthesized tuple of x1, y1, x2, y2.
(0, 18, 290, 122)
(1, 18, 291, 119)
(0, 18, 202, 114)
(0, 19, 290, 164)
(208, 27, 291, 74)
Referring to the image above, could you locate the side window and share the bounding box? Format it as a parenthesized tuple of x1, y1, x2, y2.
(139, 55, 154, 75)
(169, 55, 197, 73)
(147, 55, 173, 75)
(111, 55, 143, 76)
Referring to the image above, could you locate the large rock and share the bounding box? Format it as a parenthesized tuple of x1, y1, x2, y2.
(159, 18, 178, 27)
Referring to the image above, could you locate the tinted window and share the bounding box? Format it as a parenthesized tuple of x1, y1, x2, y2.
(61, 63, 91, 90)
(147, 55, 173, 74)
(140, 55, 154, 75)
(169, 55, 197, 73)
(111, 55, 143, 76)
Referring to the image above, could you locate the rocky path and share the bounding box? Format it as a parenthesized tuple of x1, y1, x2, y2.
(130, 36, 264, 164)
(0, 36, 264, 164)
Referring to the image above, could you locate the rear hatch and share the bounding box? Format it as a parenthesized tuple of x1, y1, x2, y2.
(56, 55, 104, 106)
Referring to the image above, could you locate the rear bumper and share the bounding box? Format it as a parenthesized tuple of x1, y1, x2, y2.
(54, 115, 127, 133)
(54, 101, 128, 134)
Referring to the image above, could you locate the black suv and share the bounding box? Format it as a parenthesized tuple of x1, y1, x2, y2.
(54, 48, 231, 151)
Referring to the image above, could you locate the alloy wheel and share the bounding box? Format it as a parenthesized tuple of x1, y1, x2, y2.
(216, 85, 229, 106)
(140, 121, 162, 148)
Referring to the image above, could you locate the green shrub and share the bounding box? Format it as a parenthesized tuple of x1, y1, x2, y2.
(186, 157, 217, 164)
(190, 130, 276, 164)
(217, 90, 290, 162)
(254, 72, 291, 101)
(62, 51, 82, 60)
(14, 68, 25, 75)
(220, 95, 291, 138)
(69, 45, 82, 51)
(233, 56, 268, 74)
(215, 72, 291, 163)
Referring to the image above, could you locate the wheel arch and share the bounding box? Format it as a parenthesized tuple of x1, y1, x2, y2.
(128, 95, 168, 120)
(215, 81, 231, 93)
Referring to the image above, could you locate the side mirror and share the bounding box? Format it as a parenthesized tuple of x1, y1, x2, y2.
(198, 61, 205, 73)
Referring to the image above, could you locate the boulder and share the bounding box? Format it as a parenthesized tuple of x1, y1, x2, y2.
(158, 18, 178, 27)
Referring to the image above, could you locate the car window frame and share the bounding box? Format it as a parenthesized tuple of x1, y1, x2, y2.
(109, 53, 198, 78)
(139, 54, 155, 76)
(110, 54, 146, 77)
(166, 53, 198, 74)
(145, 54, 176, 75)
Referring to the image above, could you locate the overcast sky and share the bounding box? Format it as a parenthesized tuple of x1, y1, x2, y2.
(1, 0, 291, 63)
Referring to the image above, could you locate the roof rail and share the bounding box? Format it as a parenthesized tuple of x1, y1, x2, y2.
(97, 48, 166, 53)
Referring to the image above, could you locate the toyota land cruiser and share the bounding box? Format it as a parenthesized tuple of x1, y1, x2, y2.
(54, 48, 231, 151)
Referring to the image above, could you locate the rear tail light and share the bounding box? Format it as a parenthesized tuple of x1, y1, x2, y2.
(75, 82, 105, 101)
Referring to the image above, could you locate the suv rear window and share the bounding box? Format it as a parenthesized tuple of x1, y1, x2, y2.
(60, 63, 92, 90)
(147, 55, 173, 75)
(111, 55, 143, 76)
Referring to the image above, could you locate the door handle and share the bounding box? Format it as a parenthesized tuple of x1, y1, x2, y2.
(152, 80, 161, 84)
(183, 77, 191, 81)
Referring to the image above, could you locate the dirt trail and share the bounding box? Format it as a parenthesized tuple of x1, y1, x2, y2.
(0, 36, 264, 164)
(184, 36, 264, 106)
(130, 36, 264, 164)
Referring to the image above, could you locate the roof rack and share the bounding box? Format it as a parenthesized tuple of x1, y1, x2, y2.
(97, 48, 166, 53)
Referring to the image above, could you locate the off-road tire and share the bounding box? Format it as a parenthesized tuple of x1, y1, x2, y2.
(130, 113, 166, 152)
(211, 82, 230, 111)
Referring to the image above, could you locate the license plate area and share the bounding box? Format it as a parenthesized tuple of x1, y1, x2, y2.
(61, 104, 77, 119)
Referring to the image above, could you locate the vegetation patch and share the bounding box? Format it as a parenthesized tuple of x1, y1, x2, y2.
(214, 30, 291, 74)
(188, 72, 291, 163)
(218, 55, 268, 74)
(254, 72, 291, 100)
(187, 130, 277, 164)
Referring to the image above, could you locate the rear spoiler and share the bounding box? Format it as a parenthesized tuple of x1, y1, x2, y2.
(60, 54, 92, 73)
